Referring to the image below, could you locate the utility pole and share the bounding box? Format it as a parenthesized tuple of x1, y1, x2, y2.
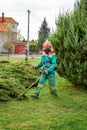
(27, 10, 30, 56)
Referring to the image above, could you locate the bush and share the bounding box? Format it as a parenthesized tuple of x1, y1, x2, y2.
(50, 0, 87, 87)
(0, 60, 40, 101)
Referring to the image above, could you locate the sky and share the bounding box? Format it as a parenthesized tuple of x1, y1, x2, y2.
(0, 0, 76, 40)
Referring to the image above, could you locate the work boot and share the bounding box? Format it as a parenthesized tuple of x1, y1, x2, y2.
(51, 93, 58, 96)
(51, 90, 58, 97)
(31, 93, 39, 99)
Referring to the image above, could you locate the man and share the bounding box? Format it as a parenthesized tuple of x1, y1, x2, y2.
(31, 40, 57, 99)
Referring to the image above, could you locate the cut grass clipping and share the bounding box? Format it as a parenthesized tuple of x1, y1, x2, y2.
(0, 60, 40, 102)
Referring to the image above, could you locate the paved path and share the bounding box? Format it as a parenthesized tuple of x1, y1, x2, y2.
(0, 54, 42, 58)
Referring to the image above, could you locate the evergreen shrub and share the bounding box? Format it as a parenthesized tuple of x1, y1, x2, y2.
(0, 60, 39, 101)
(50, 0, 87, 87)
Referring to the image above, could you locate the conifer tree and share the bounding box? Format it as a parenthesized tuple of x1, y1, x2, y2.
(50, 0, 87, 87)
(38, 17, 50, 50)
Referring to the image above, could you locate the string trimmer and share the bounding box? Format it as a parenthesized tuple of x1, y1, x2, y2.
(17, 77, 40, 100)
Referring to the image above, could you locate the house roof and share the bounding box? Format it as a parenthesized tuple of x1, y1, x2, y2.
(0, 17, 17, 23)
(0, 23, 9, 31)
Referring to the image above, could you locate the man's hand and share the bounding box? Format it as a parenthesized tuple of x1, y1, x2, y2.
(43, 70, 49, 74)
(39, 69, 42, 74)
(32, 65, 36, 70)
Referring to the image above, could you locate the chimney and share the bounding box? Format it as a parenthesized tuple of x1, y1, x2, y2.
(2, 12, 5, 22)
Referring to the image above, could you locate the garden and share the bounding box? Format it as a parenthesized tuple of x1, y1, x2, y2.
(0, 58, 87, 130)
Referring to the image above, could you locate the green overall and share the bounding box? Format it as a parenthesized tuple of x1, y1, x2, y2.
(35, 53, 57, 96)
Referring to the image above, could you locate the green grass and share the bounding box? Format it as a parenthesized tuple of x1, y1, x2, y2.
(0, 58, 87, 130)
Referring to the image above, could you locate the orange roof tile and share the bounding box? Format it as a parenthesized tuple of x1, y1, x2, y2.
(0, 23, 9, 31)
(0, 17, 17, 23)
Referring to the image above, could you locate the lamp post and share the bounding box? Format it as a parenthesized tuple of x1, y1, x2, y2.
(27, 10, 30, 56)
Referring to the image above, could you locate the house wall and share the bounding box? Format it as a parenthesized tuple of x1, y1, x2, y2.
(0, 32, 7, 53)
(4, 22, 17, 33)
(0, 40, 3, 53)
(0, 32, 17, 53)
(4, 22, 17, 42)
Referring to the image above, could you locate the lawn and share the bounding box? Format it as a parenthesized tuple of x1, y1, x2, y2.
(0, 57, 87, 130)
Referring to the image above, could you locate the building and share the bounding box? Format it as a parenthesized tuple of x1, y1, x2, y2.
(0, 12, 18, 53)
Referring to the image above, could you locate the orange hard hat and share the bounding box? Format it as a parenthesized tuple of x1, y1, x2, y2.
(43, 40, 52, 50)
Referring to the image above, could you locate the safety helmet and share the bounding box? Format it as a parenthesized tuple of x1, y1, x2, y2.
(43, 40, 52, 51)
